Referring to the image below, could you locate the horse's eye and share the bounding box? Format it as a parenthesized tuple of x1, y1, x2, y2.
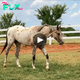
(57, 33, 60, 36)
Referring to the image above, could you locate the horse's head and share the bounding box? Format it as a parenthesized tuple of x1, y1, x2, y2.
(39, 25, 64, 45)
(51, 25, 64, 45)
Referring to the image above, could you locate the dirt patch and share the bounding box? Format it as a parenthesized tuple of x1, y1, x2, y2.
(0, 43, 80, 55)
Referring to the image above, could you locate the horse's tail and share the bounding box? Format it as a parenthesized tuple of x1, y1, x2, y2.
(0, 34, 7, 55)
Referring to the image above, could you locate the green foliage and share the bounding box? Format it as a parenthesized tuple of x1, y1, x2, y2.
(0, 13, 25, 29)
(11, 18, 25, 26)
(61, 27, 80, 36)
(0, 13, 25, 34)
(0, 13, 14, 29)
(61, 27, 75, 31)
(36, 4, 68, 25)
(35, 4, 80, 37)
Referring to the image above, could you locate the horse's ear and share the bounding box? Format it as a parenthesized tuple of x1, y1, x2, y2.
(59, 25, 61, 28)
(57, 25, 61, 30)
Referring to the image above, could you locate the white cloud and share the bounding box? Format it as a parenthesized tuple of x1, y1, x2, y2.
(13, 0, 27, 3)
(13, 0, 18, 2)
(26, 9, 33, 15)
(31, 0, 43, 7)
(71, 10, 80, 17)
(1, 0, 7, 2)
(22, 0, 28, 2)
(0, 1, 3, 8)
(31, 0, 58, 7)
(3, 10, 11, 13)
(71, 3, 77, 9)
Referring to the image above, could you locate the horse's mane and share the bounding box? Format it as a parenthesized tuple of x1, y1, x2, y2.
(38, 24, 57, 33)
(41, 24, 50, 27)
(29, 24, 57, 32)
(40, 24, 57, 31)
(41, 24, 57, 28)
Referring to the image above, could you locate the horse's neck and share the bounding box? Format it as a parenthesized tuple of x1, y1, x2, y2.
(39, 28, 50, 37)
(30, 26, 43, 32)
(40, 27, 56, 38)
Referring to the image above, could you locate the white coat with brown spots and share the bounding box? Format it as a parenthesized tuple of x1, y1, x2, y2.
(1, 25, 64, 70)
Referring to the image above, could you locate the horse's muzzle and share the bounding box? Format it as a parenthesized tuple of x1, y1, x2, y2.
(59, 41, 64, 45)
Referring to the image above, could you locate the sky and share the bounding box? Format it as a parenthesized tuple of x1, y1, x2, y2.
(0, 0, 80, 30)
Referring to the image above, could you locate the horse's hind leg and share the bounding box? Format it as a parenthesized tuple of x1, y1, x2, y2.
(15, 41, 21, 67)
(39, 47, 49, 70)
(3, 44, 13, 67)
(32, 46, 37, 69)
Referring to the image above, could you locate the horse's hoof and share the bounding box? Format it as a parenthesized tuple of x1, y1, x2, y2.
(46, 66, 49, 70)
(33, 67, 36, 69)
(46, 68, 49, 70)
(32, 64, 36, 69)
(17, 65, 21, 67)
(46, 67, 49, 70)
(3, 64, 6, 67)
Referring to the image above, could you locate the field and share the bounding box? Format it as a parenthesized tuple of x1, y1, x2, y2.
(0, 39, 80, 80)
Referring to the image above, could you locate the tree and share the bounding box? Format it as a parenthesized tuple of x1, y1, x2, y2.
(35, 4, 68, 25)
(0, 13, 14, 29)
(0, 13, 25, 29)
(61, 27, 75, 31)
(11, 18, 25, 26)
(61, 27, 80, 37)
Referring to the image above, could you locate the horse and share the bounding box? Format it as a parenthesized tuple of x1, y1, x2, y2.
(0, 25, 64, 70)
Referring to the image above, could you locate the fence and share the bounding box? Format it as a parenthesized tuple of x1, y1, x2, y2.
(0, 29, 7, 43)
(47, 25, 80, 45)
(0, 25, 80, 45)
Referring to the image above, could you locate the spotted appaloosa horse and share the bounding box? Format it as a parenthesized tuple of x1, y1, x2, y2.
(1, 25, 64, 70)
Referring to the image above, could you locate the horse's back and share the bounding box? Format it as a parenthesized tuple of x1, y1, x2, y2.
(7, 25, 43, 45)
(8, 25, 27, 31)
(7, 25, 36, 45)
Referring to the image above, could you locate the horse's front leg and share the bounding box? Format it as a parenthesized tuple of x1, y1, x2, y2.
(15, 42, 21, 67)
(32, 46, 37, 69)
(40, 47, 49, 70)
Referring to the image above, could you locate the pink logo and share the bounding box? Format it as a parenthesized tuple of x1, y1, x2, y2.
(2, 2, 23, 10)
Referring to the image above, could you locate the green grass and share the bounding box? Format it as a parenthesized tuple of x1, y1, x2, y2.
(0, 38, 6, 46)
(64, 39, 80, 44)
(46, 38, 80, 45)
(0, 37, 6, 41)
(0, 49, 80, 80)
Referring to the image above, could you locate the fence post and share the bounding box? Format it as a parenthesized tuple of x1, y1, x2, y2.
(49, 36, 52, 45)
